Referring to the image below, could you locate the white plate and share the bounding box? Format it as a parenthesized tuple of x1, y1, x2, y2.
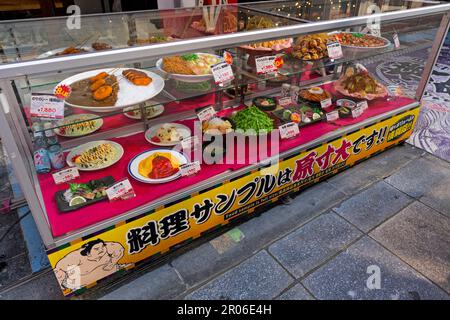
(37, 46, 94, 59)
(329, 32, 391, 49)
(54, 114, 103, 137)
(128, 149, 188, 184)
(123, 101, 165, 120)
(145, 123, 191, 146)
(156, 53, 223, 83)
(66, 140, 124, 171)
(55, 68, 165, 112)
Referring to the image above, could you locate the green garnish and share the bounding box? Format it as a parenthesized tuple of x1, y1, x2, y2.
(181, 53, 199, 61)
(353, 33, 364, 38)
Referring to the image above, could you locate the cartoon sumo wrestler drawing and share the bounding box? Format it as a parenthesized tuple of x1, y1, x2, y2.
(53, 239, 130, 290)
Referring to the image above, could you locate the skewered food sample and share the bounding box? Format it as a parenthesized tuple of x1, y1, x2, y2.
(55, 46, 88, 56)
(122, 69, 152, 86)
(334, 66, 388, 100)
(71, 143, 119, 169)
(202, 117, 233, 135)
(92, 85, 113, 101)
(162, 53, 221, 75)
(299, 87, 332, 102)
(91, 42, 112, 50)
(292, 33, 330, 60)
(138, 152, 181, 179)
(331, 32, 388, 48)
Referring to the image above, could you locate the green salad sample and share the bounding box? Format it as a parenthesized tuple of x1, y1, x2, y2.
(231, 106, 274, 134)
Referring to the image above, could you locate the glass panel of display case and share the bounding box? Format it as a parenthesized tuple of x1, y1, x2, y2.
(241, 0, 440, 22)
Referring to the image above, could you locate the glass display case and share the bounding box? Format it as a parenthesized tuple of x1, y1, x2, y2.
(0, 1, 449, 296)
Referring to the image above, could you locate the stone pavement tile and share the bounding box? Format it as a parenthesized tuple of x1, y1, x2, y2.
(385, 156, 450, 198)
(184, 251, 293, 300)
(302, 237, 448, 300)
(333, 181, 413, 232)
(277, 283, 314, 300)
(0, 220, 27, 261)
(0, 270, 64, 300)
(0, 253, 32, 289)
(369, 144, 424, 174)
(268, 212, 362, 278)
(370, 201, 450, 293)
(420, 179, 450, 217)
(100, 264, 186, 300)
(172, 182, 346, 287)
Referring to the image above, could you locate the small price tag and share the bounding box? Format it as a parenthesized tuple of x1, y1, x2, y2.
(211, 62, 234, 86)
(279, 122, 300, 140)
(180, 161, 201, 177)
(387, 85, 403, 96)
(393, 33, 400, 48)
(277, 96, 292, 107)
(255, 56, 278, 75)
(197, 106, 216, 122)
(106, 179, 135, 201)
(352, 106, 364, 118)
(327, 41, 343, 59)
(52, 167, 80, 185)
(356, 100, 368, 111)
(326, 110, 339, 122)
(30, 93, 65, 119)
(181, 135, 200, 151)
(370, 25, 381, 37)
(320, 98, 332, 109)
(336, 64, 343, 74)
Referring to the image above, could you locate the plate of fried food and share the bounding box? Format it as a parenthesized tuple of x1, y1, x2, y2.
(156, 53, 223, 83)
(334, 66, 388, 100)
(291, 33, 331, 61)
(67, 140, 124, 171)
(55, 68, 165, 112)
(299, 87, 332, 103)
(128, 149, 188, 184)
(37, 46, 94, 59)
(329, 32, 390, 49)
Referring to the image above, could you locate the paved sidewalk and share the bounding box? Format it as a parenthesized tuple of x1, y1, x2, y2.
(1, 144, 449, 300)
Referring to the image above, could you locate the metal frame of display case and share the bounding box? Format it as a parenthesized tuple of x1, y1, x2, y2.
(0, 2, 449, 251)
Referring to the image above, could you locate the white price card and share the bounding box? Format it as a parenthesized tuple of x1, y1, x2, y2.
(370, 25, 381, 37)
(277, 96, 292, 107)
(326, 110, 339, 122)
(279, 122, 300, 140)
(30, 93, 65, 119)
(352, 106, 364, 119)
(320, 98, 332, 109)
(180, 161, 201, 177)
(393, 33, 400, 48)
(212, 62, 234, 85)
(326, 41, 343, 59)
(387, 85, 403, 96)
(106, 179, 135, 201)
(336, 64, 343, 74)
(356, 100, 368, 111)
(255, 56, 277, 75)
(181, 135, 200, 151)
(52, 167, 80, 185)
(197, 106, 216, 122)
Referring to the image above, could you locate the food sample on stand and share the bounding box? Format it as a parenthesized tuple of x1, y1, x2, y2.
(240, 16, 292, 51)
(191, 9, 237, 34)
(68, 141, 123, 170)
(128, 35, 175, 46)
(231, 105, 274, 134)
(54, 114, 103, 137)
(138, 152, 181, 179)
(56, 177, 115, 212)
(253, 96, 277, 111)
(202, 117, 234, 135)
(124, 103, 164, 120)
(55, 46, 88, 56)
(162, 53, 221, 75)
(146, 123, 191, 145)
(292, 33, 330, 60)
(274, 104, 325, 126)
(122, 69, 153, 86)
(334, 66, 388, 100)
(330, 32, 390, 48)
(91, 42, 112, 50)
(299, 87, 332, 103)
